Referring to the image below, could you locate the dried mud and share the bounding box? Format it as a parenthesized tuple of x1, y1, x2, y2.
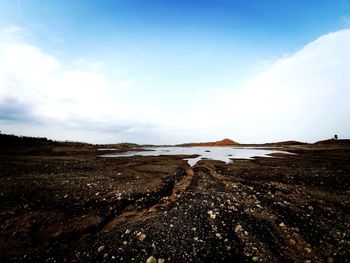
(0, 145, 349, 262)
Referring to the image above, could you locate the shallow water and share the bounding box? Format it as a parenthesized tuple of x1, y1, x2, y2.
(101, 146, 292, 166)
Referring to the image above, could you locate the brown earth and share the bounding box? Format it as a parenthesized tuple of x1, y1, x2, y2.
(179, 138, 239, 147)
(0, 144, 349, 262)
(314, 139, 350, 146)
(262, 140, 308, 146)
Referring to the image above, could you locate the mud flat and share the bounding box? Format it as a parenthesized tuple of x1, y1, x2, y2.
(0, 143, 349, 262)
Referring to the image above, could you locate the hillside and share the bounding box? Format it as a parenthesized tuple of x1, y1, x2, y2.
(314, 139, 350, 145)
(263, 140, 308, 146)
(178, 138, 239, 147)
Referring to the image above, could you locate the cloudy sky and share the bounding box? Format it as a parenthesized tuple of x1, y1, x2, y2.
(0, 0, 350, 144)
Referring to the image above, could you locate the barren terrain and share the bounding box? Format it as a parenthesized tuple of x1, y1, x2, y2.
(0, 141, 349, 262)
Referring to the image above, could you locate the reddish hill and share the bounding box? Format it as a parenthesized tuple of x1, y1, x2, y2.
(178, 138, 239, 147)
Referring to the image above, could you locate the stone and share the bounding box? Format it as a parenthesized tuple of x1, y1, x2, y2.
(146, 256, 157, 263)
(158, 259, 165, 263)
(252, 257, 259, 262)
(138, 233, 146, 241)
(125, 229, 131, 234)
(208, 211, 216, 219)
(97, 245, 105, 253)
(235, 224, 243, 233)
(304, 247, 312, 253)
(279, 222, 286, 228)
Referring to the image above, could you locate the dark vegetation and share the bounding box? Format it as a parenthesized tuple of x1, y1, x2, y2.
(0, 133, 89, 148)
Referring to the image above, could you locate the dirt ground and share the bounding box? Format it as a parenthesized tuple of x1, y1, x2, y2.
(0, 144, 349, 262)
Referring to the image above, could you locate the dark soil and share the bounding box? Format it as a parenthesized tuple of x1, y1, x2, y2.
(0, 144, 349, 262)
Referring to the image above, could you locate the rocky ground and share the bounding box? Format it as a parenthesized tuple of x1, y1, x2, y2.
(0, 144, 349, 262)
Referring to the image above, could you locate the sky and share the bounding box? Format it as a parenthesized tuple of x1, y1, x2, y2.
(0, 0, 350, 144)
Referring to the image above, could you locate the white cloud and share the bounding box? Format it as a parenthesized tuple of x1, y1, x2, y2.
(1, 26, 349, 144)
(0, 29, 158, 143)
(183, 29, 350, 143)
(0, 25, 30, 38)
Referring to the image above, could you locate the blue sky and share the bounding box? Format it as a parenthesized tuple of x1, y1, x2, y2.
(0, 0, 350, 144)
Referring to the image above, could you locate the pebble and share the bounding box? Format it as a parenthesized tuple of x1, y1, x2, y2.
(125, 229, 131, 234)
(158, 259, 165, 263)
(97, 245, 105, 253)
(208, 210, 216, 219)
(123, 241, 128, 245)
(252, 256, 259, 262)
(235, 224, 243, 233)
(304, 247, 312, 253)
(138, 233, 146, 241)
(146, 256, 157, 263)
(279, 222, 286, 228)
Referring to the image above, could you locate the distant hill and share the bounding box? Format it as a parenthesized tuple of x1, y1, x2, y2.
(178, 138, 239, 147)
(263, 140, 308, 146)
(314, 139, 350, 145)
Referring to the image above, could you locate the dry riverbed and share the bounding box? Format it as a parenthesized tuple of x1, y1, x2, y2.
(0, 145, 349, 262)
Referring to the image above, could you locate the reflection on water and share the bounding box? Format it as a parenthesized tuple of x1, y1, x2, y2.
(101, 146, 293, 166)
